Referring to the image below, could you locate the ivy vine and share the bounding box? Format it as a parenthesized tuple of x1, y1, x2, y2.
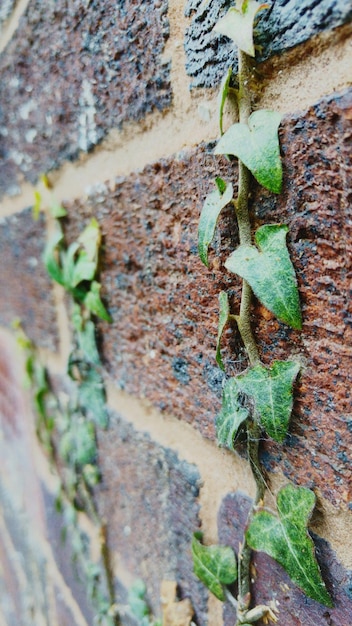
(16, 191, 120, 625)
(191, 1, 333, 623)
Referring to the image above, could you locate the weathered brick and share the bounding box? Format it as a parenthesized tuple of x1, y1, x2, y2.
(0, 209, 58, 350)
(0, 0, 171, 197)
(96, 413, 207, 624)
(253, 89, 352, 507)
(66, 88, 351, 507)
(185, 0, 352, 88)
(218, 492, 352, 626)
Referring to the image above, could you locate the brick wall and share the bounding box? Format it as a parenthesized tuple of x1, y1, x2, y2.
(0, 1, 351, 625)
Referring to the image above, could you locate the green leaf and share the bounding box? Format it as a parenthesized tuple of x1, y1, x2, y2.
(225, 224, 302, 329)
(61, 241, 96, 289)
(50, 200, 67, 218)
(128, 580, 150, 621)
(77, 217, 101, 264)
(216, 291, 230, 370)
(33, 190, 42, 220)
(59, 419, 97, 466)
(198, 179, 233, 267)
(215, 110, 282, 193)
(192, 532, 237, 601)
(43, 227, 65, 286)
(77, 319, 101, 365)
(78, 367, 109, 429)
(216, 378, 249, 450)
(218, 67, 233, 135)
(213, 0, 269, 57)
(84, 281, 112, 322)
(246, 485, 334, 607)
(236, 360, 300, 441)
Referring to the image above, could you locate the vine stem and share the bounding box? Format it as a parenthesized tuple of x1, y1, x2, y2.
(234, 50, 266, 624)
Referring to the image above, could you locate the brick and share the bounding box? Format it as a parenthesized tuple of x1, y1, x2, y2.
(218, 492, 352, 626)
(42, 489, 95, 625)
(0, 208, 58, 350)
(0, 0, 171, 197)
(66, 88, 351, 507)
(185, 0, 352, 88)
(66, 152, 236, 440)
(96, 413, 207, 624)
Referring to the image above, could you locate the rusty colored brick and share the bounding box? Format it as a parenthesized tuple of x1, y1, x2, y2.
(0, 0, 171, 197)
(218, 492, 352, 626)
(0, 209, 58, 350)
(96, 413, 207, 624)
(66, 88, 351, 508)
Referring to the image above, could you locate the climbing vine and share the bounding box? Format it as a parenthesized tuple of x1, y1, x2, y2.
(191, 1, 333, 624)
(15, 200, 119, 625)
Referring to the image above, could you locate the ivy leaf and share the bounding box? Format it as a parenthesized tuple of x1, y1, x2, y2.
(78, 367, 109, 429)
(216, 291, 230, 370)
(68, 247, 97, 288)
(59, 419, 97, 466)
(84, 281, 112, 322)
(198, 178, 233, 267)
(192, 532, 237, 601)
(246, 485, 334, 607)
(50, 201, 67, 218)
(225, 224, 302, 329)
(77, 319, 101, 366)
(218, 67, 233, 135)
(216, 378, 249, 450)
(213, 0, 269, 57)
(214, 110, 282, 193)
(43, 227, 65, 286)
(33, 190, 42, 221)
(236, 360, 300, 441)
(77, 217, 101, 265)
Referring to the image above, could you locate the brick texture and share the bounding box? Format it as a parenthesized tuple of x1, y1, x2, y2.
(96, 413, 207, 625)
(185, 0, 352, 88)
(66, 88, 351, 507)
(0, 0, 171, 197)
(218, 492, 352, 626)
(0, 209, 58, 350)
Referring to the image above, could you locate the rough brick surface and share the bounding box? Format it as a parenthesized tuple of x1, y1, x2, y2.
(0, 209, 58, 350)
(218, 492, 352, 626)
(0, 0, 171, 197)
(66, 88, 351, 507)
(185, 0, 352, 87)
(96, 413, 207, 624)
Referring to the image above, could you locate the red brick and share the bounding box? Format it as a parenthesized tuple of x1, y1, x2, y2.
(66, 88, 351, 507)
(0, 0, 171, 197)
(0, 209, 58, 350)
(96, 413, 207, 624)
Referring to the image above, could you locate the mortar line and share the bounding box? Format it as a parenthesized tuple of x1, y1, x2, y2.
(105, 382, 256, 544)
(0, 25, 351, 218)
(0, 0, 31, 54)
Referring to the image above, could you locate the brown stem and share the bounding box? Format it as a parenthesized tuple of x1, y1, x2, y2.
(234, 50, 266, 624)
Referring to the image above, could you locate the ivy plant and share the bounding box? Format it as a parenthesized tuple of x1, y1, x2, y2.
(15, 193, 118, 625)
(192, 1, 333, 623)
